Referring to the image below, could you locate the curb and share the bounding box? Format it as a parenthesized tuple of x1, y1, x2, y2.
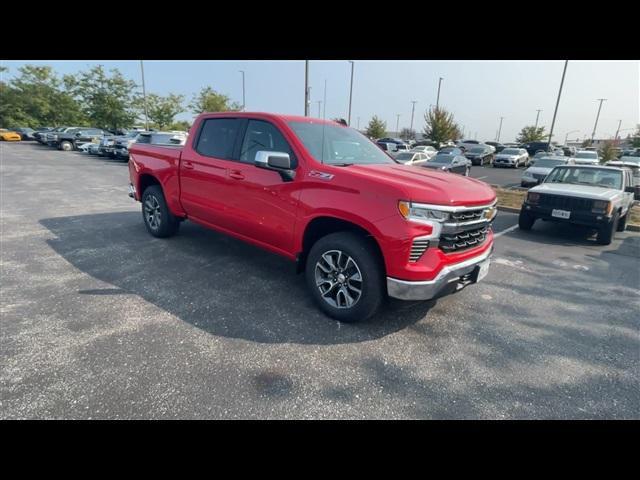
(496, 205, 640, 232)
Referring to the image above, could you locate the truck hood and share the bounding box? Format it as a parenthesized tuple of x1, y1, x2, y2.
(346, 164, 495, 207)
(530, 182, 622, 201)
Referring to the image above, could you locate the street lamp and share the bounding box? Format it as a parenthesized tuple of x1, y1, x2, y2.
(496, 117, 504, 142)
(547, 60, 569, 152)
(410, 100, 417, 135)
(139, 60, 149, 131)
(396, 114, 401, 136)
(347, 61, 354, 126)
(304, 61, 310, 116)
(436, 77, 443, 109)
(316, 101, 322, 118)
(591, 98, 607, 142)
(239, 70, 245, 111)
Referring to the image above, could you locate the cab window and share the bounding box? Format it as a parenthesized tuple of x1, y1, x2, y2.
(239, 120, 296, 166)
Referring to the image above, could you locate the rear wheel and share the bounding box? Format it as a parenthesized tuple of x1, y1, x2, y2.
(141, 185, 180, 238)
(60, 140, 73, 151)
(305, 232, 384, 323)
(518, 211, 535, 230)
(597, 212, 619, 245)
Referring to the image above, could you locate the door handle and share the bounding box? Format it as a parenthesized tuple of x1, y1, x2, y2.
(229, 171, 245, 180)
(183, 161, 194, 170)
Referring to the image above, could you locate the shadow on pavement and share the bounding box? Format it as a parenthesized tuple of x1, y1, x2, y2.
(40, 211, 432, 345)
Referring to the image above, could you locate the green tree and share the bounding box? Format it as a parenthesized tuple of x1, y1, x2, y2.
(365, 115, 386, 139)
(516, 125, 547, 143)
(423, 107, 461, 144)
(599, 140, 617, 163)
(144, 93, 185, 129)
(1, 65, 86, 128)
(581, 139, 592, 148)
(400, 127, 417, 141)
(166, 120, 192, 132)
(631, 125, 640, 148)
(64, 65, 139, 131)
(189, 87, 241, 114)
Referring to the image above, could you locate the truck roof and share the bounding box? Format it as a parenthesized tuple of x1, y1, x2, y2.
(200, 111, 342, 126)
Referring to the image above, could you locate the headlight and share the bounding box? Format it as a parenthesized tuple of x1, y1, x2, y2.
(398, 201, 450, 225)
(527, 192, 540, 204)
(592, 200, 612, 215)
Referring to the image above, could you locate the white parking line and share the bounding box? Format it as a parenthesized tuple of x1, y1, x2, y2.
(476, 176, 488, 180)
(494, 224, 519, 238)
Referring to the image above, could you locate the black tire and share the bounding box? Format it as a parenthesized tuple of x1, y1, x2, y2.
(305, 231, 384, 323)
(616, 212, 627, 232)
(141, 185, 180, 238)
(596, 212, 619, 245)
(518, 211, 535, 230)
(60, 140, 73, 151)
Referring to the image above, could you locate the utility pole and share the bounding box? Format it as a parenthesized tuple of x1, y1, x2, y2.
(239, 70, 245, 111)
(436, 77, 443, 109)
(304, 60, 310, 116)
(357, 117, 360, 130)
(591, 98, 607, 143)
(410, 100, 417, 135)
(535, 109, 542, 129)
(323, 79, 327, 119)
(547, 60, 568, 152)
(347, 61, 354, 126)
(316, 101, 322, 118)
(496, 117, 504, 142)
(396, 114, 401, 136)
(140, 60, 149, 131)
(614, 119, 622, 141)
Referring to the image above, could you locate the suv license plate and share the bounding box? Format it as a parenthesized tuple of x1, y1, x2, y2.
(552, 209, 571, 219)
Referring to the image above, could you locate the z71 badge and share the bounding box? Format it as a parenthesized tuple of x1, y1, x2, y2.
(308, 170, 334, 180)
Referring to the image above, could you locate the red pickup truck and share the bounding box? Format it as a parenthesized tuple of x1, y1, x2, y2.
(128, 112, 497, 322)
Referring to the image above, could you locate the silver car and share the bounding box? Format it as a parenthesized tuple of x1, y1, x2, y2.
(521, 157, 574, 187)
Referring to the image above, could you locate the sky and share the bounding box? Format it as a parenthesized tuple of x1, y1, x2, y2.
(2, 60, 638, 143)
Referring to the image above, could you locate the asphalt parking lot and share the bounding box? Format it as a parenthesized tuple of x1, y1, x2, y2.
(1, 142, 639, 419)
(469, 163, 526, 188)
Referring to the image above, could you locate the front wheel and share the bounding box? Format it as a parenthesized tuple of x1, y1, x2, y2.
(617, 213, 627, 232)
(60, 140, 73, 151)
(141, 185, 180, 238)
(596, 212, 619, 245)
(518, 211, 536, 230)
(305, 232, 384, 323)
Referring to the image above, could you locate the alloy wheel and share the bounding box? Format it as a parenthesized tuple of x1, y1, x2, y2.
(314, 250, 363, 309)
(144, 195, 162, 230)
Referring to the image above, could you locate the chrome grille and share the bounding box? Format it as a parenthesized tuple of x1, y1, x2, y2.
(409, 238, 430, 262)
(538, 194, 593, 212)
(449, 209, 484, 222)
(439, 226, 489, 253)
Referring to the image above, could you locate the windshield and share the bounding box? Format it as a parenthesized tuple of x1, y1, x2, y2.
(619, 157, 640, 165)
(575, 151, 598, 159)
(531, 158, 566, 168)
(501, 148, 520, 155)
(288, 121, 394, 165)
(469, 147, 485, 153)
(395, 153, 415, 161)
(545, 167, 622, 189)
(428, 155, 452, 164)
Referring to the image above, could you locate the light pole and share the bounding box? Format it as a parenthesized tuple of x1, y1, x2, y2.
(316, 101, 322, 118)
(396, 114, 401, 136)
(323, 79, 327, 119)
(591, 98, 607, 143)
(410, 100, 417, 135)
(547, 60, 569, 152)
(347, 61, 354, 126)
(139, 60, 149, 131)
(304, 60, 310, 116)
(614, 119, 622, 141)
(564, 130, 580, 145)
(239, 70, 245, 111)
(357, 117, 360, 130)
(496, 117, 504, 142)
(535, 109, 542, 129)
(436, 77, 443, 109)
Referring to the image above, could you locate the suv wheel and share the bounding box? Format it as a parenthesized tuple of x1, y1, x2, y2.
(597, 212, 619, 245)
(60, 140, 73, 151)
(141, 185, 180, 238)
(518, 211, 535, 230)
(305, 232, 384, 322)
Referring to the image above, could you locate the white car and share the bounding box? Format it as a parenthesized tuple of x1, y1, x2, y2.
(409, 145, 438, 159)
(574, 150, 600, 165)
(521, 156, 574, 187)
(394, 151, 430, 166)
(493, 148, 529, 168)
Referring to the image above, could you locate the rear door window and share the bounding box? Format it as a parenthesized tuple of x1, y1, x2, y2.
(196, 118, 241, 159)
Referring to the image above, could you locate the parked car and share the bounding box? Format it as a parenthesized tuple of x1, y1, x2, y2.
(99, 131, 140, 157)
(128, 113, 497, 322)
(458, 139, 484, 151)
(377, 137, 405, 145)
(464, 145, 494, 166)
(55, 128, 112, 151)
(485, 141, 505, 153)
(410, 145, 438, 159)
(422, 154, 471, 176)
(521, 156, 574, 187)
(573, 150, 600, 165)
(0, 129, 22, 141)
(10, 127, 37, 140)
(529, 151, 550, 166)
(115, 131, 187, 160)
(607, 157, 640, 199)
(394, 143, 410, 153)
(376, 141, 398, 154)
(521, 141, 552, 157)
(45, 126, 79, 146)
(519, 165, 636, 245)
(394, 151, 430, 166)
(33, 127, 54, 144)
(438, 147, 464, 156)
(493, 148, 529, 168)
(562, 146, 577, 157)
(413, 140, 442, 149)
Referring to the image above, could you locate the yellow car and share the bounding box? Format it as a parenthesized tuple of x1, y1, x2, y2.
(0, 129, 22, 141)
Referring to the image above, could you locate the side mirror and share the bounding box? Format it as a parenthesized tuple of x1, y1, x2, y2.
(76, 132, 82, 137)
(255, 151, 295, 181)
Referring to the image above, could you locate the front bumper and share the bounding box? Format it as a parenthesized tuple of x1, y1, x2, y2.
(387, 245, 493, 300)
(523, 203, 612, 228)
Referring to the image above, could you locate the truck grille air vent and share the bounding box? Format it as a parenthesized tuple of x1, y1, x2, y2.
(409, 239, 430, 262)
